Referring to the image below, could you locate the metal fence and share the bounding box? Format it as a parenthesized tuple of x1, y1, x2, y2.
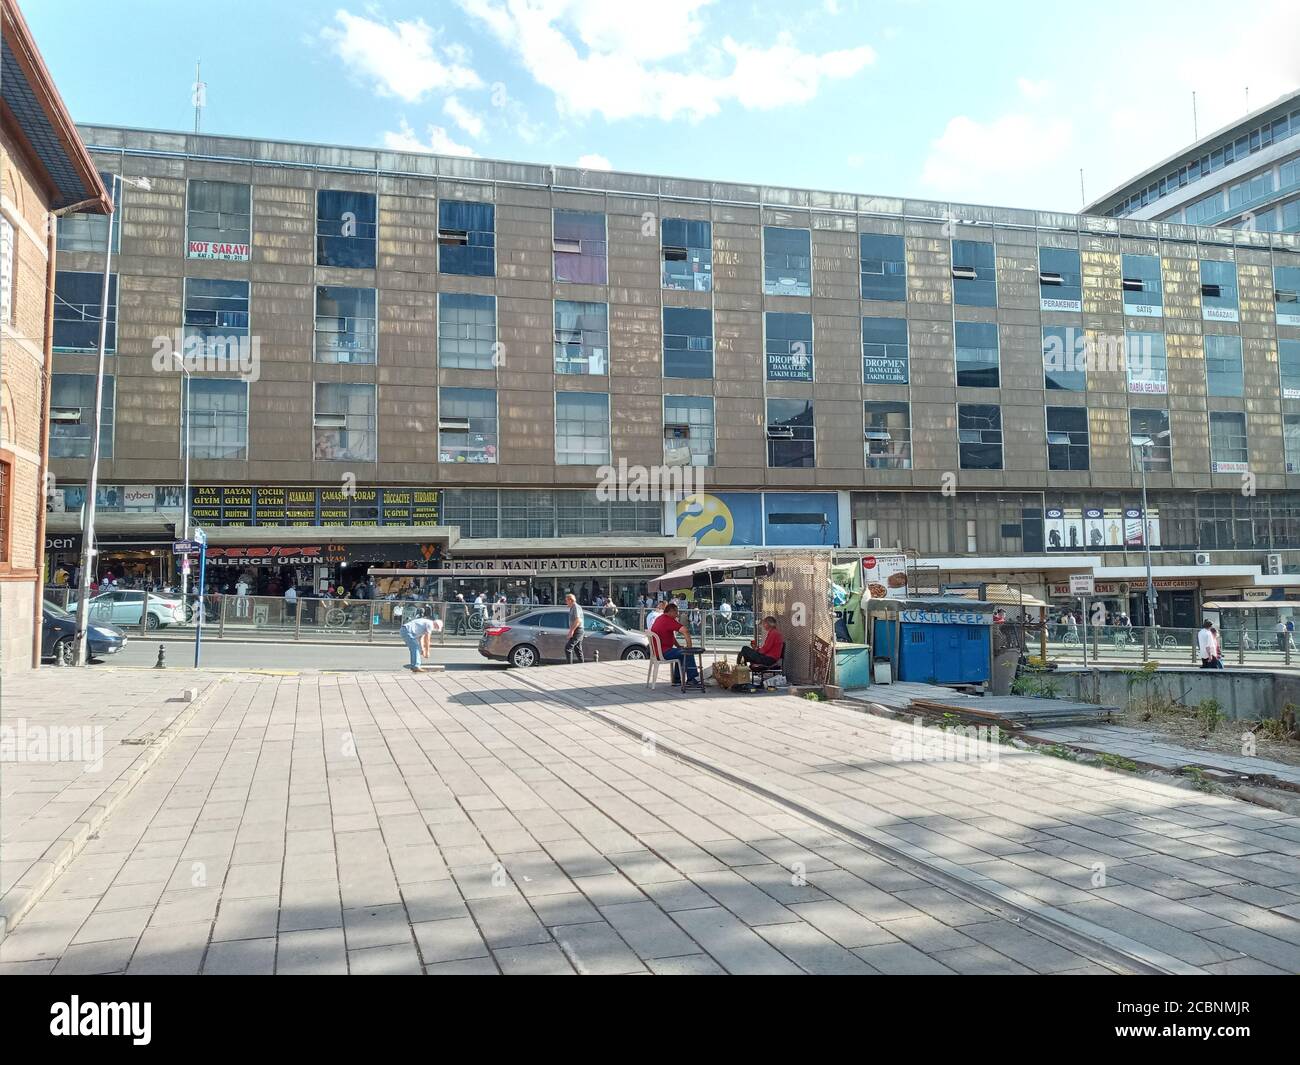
(1037, 624, 1297, 668)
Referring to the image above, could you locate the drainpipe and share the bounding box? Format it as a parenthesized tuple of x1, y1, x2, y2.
(31, 209, 56, 667)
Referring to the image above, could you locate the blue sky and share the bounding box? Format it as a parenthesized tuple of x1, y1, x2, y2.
(30, 0, 1300, 211)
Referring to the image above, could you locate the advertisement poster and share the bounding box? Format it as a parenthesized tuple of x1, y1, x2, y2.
(831, 559, 865, 644)
(1046, 505, 1161, 550)
(676, 493, 762, 547)
(861, 553, 908, 600)
(123, 485, 157, 510)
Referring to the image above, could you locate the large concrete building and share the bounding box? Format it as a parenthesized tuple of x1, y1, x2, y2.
(0, 0, 109, 669)
(44, 123, 1300, 628)
(1088, 88, 1300, 234)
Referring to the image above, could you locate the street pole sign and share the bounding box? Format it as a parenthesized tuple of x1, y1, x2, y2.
(1069, 574, 1095, 597)
(172, 540, 196, 554)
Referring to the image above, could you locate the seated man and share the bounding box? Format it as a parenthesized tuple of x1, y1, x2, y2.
(650, 603, 699, 686)
(738, 616, 785, 671)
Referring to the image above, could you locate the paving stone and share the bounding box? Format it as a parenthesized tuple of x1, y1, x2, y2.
(467, 895, 551, 949)
(853, 940, 956, 974)
(646, 953, 728, 975)
(552, 922, 646, 974)
(203, 938, 276, 975)
(348, 942, 423, 975)
(424, 956, 499, 975)
(756, 922, 877, 974)
(52, 937, 138, 975)
(343, 904, 413, 950)
(669, 907, 802, 975)
(412, 918, 490, 963)
(276, 927, 348, 975)
(493, 943, 576, 975)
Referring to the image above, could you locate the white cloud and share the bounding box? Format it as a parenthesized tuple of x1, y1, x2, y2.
(455, 0, 874, 121)
(383, 119, 478, 157)
(577, 153, 612, 170)
(1016, 77, 1050, 101)
(323, 12, 483, 102)
(443, 96, 485, 138)
(922, 112, 1072, 203)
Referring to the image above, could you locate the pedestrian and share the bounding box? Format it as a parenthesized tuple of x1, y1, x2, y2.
(236, 575, 250, 618)
(564, 592, 585, 664)
(1287, 617, 1296, 650)
(1210, 626, 1224, 668)
(284, 583, 297, 620)
(400, 610, 438, 671)
(452, 593, 469, 635)
(1276, 619, 1289, 653)
(1197, 620, 1216, 668)
(646, 600, 663, 631)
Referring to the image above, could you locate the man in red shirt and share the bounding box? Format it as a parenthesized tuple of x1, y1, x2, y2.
(738, 615, 784, 670)
(650, 603, 699, 685)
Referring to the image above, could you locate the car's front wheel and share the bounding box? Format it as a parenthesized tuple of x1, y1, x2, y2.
(621, 647, 648, 661)
(509, 644, 539, 668)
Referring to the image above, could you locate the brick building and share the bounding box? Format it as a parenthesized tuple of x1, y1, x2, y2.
(0, 0, 109, 669)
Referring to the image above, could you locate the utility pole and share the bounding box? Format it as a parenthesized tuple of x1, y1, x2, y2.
(1192, 91, 1199, 141)
(193, 60, 205, 134)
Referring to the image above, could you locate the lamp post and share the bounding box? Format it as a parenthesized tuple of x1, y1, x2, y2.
(73, 173, 152, 666)
(1130, 432, 1164, 631)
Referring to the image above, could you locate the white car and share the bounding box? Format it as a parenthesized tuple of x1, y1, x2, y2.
(67, 589, 187, 630)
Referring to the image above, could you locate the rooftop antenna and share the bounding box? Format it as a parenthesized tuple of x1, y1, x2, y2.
(192, 59, 206, 134)
(1079, 168, 1086, 208)
(1192, 90, 1198, 140)
(1245, 85, 1250, 112)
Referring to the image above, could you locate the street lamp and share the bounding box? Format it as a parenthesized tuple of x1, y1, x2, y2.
(73, 173, 152, 666)
(1130, 431, 1168, 631)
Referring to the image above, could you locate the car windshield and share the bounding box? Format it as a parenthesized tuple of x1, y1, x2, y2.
(43, 600, 73, 620)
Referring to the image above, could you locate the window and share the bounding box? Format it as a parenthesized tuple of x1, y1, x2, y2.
(661, 219, 711, 291)
(1283, 158, 1300, 189)
(314, 383, 375, 461)
(1200, 260, 1239, 321)
(554, 300, 609, 375)
(763, 226, 811, 296)
(951, 240, 996, 306)
(316, 189, 377, 268)
(1205, 334, 1244, 397)
(183, 278, 250, 357)
(443, 489, 500, 538)
(864, 402, 910, 469)
(1039, 247, 1082, 310)
(438, 293, 497, 369)
(955, 321, 999, 388)
(555, 391, 610, 466)
(54, 271, 116, 353)
(1046, 406, 1089, 471)
(315, 286, 376, 364)
(1043, 326, 1086, 391)
(438, 200, 494, 276)
(862, 317, 909, 384)
(187, 179, 251, 259)
(183, 379, 248, 460)
(1281, 339, 1300, 399)
(860, 233, 906, 301)
(1209, 410, 1248, 471)
(57, 174, 119, 253)
(439, 387, 498, 464)
(958, 404, 1002, 470)
(664, 395, 714, 466)
(1126, 331, 1167, 394)
(50, 374, 114, 459)
(1276, 265, 1300, 324)
(766, 398, 815, 468)
(1122, 253, 1163, 316)
(1184, 192, 1224, 225)
(1130, 409, 1172, 472)
(765, 312, 813, 381)
(1228, 170, 1274, 210)
(663, 306, 713, 378)
(1286, 415, 1300, 474)
(0, 216, 12, 324)
(553, 210, 607, 285)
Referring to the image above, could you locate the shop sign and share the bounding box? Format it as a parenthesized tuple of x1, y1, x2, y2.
(1050, 578, 1197, 596)
(861, 553, 908, 600)
(204, 544, 347, 566)
(435, 556, 666, 575)
(187, 240, 250, 261)
(899, 608, 990, 626)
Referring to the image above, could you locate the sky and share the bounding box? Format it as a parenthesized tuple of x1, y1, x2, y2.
(28, 0, 1300, 212)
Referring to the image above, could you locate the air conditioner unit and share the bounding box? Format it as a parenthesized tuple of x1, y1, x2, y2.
(1038, 272, 1063, 286)
(664, 444, 692, 467)
(864, 537, 883, 550)
(1194, 552, 1212, 566)
(951, 265, 978, 280)
(766, 426, 795, 439)
(1267, 553, 1283, 575)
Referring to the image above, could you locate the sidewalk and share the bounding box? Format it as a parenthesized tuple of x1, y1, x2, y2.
(0, 669, 227, 942)
(2, 663, 1298, 974)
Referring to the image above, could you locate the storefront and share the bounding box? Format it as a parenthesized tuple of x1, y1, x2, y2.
(1048, 577, 1199, 628)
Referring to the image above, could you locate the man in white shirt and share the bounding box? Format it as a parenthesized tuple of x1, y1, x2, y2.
(284, 584, 298, 620)
(1197, 621, 1220, 668)
(646, 603, 663, 631)
(236, 576, 250, 618)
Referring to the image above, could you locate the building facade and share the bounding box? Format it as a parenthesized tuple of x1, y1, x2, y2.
(46, 123, 1300, 622)
(0, 0, 109, 669)
(1088, 89, 1300, 235)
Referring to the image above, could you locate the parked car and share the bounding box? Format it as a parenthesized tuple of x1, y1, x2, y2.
(41, 600, 127, 665)
(66, 589, 186, 629)
(478, 609, 650, 667)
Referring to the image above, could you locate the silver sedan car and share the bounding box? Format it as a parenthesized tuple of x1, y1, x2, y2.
(478, 608, 650, 668)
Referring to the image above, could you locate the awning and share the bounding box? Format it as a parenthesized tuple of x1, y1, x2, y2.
(1203, 600, 1300, 609)
(950, 584, 1048, 608)
(648, 558, 764, 592)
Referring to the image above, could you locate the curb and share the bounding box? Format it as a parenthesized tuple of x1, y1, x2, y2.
(0, 678, 227, 946)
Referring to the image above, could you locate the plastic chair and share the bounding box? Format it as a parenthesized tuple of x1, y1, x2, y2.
(647, 630, 665, 688)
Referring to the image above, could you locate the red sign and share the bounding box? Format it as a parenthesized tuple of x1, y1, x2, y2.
(187, 240, 250, 261)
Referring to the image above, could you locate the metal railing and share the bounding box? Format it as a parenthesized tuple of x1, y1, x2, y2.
(1037, 624, 1295, 668)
